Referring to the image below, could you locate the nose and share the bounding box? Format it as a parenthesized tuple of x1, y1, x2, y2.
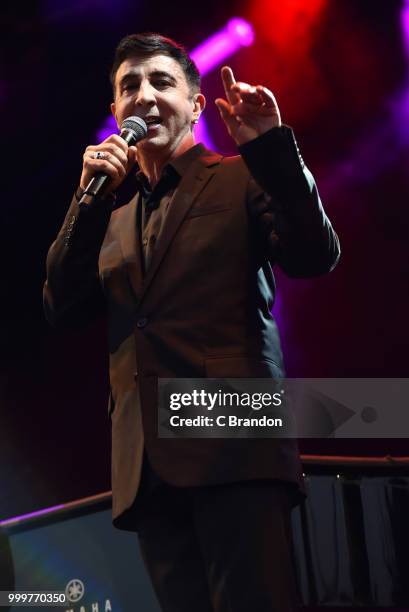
(136, 79, 155, 109)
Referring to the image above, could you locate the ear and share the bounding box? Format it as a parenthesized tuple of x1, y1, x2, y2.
(110, 102, 119, 128)
(192, 93, 206, 124)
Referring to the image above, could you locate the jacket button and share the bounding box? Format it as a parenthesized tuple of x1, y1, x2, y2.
(136, 317, 148, 328)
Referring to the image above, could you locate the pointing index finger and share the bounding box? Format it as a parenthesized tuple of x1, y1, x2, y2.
(221, 65, 240, 105)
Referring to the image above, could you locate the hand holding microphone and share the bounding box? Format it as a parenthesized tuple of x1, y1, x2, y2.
(79, 116, 147, 206)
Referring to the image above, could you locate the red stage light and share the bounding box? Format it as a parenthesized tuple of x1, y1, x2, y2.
(248, 0, 327, 51)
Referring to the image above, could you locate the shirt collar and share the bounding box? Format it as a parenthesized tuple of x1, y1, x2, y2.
(135, 142, 205, 195)
(168, 142, 205, 176)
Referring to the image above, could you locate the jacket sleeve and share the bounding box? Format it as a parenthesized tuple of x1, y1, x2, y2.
(43, 190, 114, 328)
(239, 125, 340, 278)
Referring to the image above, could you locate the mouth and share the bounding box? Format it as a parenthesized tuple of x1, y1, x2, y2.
(144, 116, 163, 128)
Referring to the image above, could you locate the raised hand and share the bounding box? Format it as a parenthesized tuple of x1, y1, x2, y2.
(215, 66, 281, 145)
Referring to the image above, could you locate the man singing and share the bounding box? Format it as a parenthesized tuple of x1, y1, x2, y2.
(44, 32, 340, 612)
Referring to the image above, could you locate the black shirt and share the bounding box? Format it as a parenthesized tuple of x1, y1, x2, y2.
(135, 143, 206, 272)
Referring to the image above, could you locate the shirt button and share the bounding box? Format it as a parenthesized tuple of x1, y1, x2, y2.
(136, 317, 148, 328)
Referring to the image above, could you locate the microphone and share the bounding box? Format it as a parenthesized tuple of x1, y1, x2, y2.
(79, 116, 147, 207)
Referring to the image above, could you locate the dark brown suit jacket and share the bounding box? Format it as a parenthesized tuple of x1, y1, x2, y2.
(44, 126, 340, 530)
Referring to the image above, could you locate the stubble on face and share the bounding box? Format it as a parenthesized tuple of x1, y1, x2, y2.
(111, 54, 198, 163)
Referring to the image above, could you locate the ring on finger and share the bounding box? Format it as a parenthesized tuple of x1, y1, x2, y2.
(93, 151, 107, 160)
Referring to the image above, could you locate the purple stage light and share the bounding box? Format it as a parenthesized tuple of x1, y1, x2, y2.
(193, 118, 215, 150)
(402, 0, 409, 58)
(97, 114, 118, 143)
(190, 17, 255, 74)
(228, 17, 255, 47)
(320, 0, 409, 195)
(397, 0, 409, 140)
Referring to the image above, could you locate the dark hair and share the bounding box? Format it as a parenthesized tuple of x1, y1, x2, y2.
(110, 32, 201, 97)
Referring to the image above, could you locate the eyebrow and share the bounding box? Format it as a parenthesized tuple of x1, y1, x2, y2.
(118, 70, 178, 89)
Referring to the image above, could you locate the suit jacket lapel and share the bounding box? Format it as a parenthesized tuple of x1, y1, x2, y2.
(138, 150, 222, 306)
(118, 194, 144, 301)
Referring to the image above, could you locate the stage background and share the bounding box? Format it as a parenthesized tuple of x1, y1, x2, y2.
(1, 0, 408, 520)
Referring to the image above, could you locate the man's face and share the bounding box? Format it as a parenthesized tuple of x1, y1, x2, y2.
(111, 54, 203, 157)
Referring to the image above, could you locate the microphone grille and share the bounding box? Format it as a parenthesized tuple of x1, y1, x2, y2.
(121, 116, 147, 137)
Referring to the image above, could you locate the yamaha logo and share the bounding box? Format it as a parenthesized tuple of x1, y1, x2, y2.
(64, 578, 112, 611)
(66, 579, 85, 603)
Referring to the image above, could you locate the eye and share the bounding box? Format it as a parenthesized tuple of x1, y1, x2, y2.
(123, 83, 138, 94)
(154, 79, 172, 89)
